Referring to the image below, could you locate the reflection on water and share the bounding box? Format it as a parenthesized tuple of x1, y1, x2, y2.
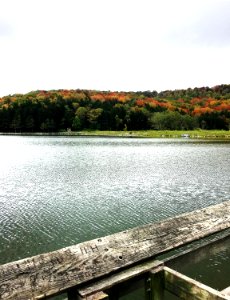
(0, 137, 229, 276)
(165, 233, 230, 290)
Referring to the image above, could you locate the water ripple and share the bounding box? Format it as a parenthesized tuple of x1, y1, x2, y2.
(0, 137, 229, 265)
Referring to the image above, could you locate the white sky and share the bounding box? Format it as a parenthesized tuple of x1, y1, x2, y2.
(0, 0, 230, 97)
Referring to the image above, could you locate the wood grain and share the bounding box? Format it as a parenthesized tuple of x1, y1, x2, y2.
(164, 266, 229, 300)
(78, 260, 163, 297)
(0, 201, 229, 300)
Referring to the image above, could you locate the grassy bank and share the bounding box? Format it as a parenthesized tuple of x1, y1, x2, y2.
(1, 130, 230, 139)
(79, 130, 230, 139)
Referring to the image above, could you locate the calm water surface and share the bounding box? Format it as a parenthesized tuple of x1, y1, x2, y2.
(0, 136, 229, 291)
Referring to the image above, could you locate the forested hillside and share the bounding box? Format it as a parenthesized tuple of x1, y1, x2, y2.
(0, 84, 230, 132)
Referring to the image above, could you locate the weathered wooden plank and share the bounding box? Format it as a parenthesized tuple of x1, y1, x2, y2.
(0, 201, 229, 300)
(222, 287, 230, 298)
(164, 266, 229, 300)
(78, 260, 163, 297)
(67, 290, 109, 300)
(78, 232, 230, 297)
(146, 267, 165, 300)
(164, 229, 230, 267)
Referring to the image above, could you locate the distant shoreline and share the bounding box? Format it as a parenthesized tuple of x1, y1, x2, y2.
(1, 130, 230, 139)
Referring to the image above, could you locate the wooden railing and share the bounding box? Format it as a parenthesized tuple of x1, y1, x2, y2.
(0, 201, 230, 300)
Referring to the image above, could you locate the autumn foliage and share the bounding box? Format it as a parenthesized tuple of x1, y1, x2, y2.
(0, 84, 230, 132)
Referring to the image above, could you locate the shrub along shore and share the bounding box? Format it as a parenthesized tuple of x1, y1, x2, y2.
(1, 130, 230, 139)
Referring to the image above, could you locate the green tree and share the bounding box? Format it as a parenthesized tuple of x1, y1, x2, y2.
(72, 116, 81, 130)
(40, 118, 55, 132)
(87, 108, 103, 129)
(151, 111, 187, 130)
(25, 116, 35, 132)
(181, 114, 198, 130)
(127, 107, 150, 130)
(10, 113, 21, 132)
(75, 107, 88, 129)
(114, 114, 123, 130)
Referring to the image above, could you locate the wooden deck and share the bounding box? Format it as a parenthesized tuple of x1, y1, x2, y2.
(0, 201, 230, 299)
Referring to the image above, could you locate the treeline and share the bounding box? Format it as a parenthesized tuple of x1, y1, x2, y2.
(0, 84, 230, 132)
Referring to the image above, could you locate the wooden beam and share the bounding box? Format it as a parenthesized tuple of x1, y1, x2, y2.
(67, 290, 109, 300)
(145, 267, 165, 300)
(77, 233, 230, 298)
(0, 201, 229, 300)
(221, 287, 230, 298)
(164, 266, 229, 300)
(164, 229, 230, 267)
(78, 260, 163, 298)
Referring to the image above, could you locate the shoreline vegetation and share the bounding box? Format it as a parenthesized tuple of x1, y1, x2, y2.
(1, 130, 230, 139)
(0, 85, 230, 134)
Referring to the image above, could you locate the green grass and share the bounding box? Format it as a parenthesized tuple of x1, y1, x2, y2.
(77, 129, 230, 139)
(1, 130, 230, 139)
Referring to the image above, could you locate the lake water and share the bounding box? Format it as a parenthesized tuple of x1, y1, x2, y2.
(0, 136, 229, 294)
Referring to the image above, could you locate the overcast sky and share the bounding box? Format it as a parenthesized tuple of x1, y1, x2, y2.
(0, 0, 230, 97)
